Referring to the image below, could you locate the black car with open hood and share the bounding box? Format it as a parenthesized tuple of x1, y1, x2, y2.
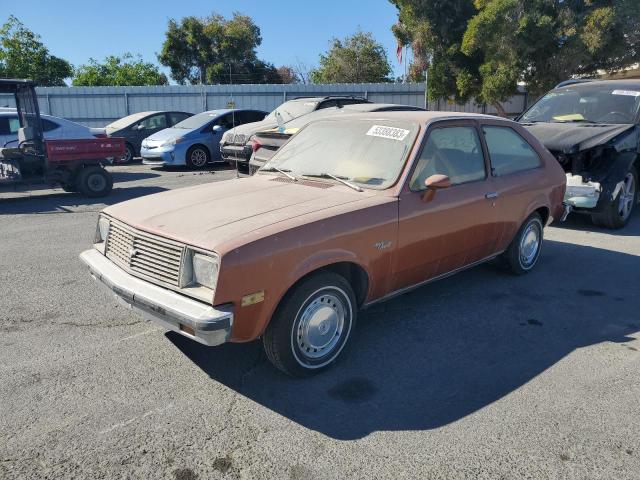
(519, 80, 639, 228)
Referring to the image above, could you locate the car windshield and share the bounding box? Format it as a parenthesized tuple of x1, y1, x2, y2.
(261, 119, 418, 189)
(265, 100, 319, 123)
(173, 111, 222, 129)
(522, 87, 640, 124)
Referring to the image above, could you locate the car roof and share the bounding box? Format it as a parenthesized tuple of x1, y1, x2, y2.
(553, 79, 640, 92)
(302, 110, 507, 125)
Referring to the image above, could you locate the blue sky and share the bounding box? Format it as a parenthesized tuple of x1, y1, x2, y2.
(4, 0, 409, 82)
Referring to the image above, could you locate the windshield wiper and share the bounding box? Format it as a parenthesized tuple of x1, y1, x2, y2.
(261, 166, 298, 181)
(302, 173, 363, 192)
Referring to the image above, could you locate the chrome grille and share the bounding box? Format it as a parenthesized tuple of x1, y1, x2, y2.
(105, 219, 184, 287)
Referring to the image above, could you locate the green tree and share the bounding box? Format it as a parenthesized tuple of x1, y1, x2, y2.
(0, 16, 72, 86)
(391, 0, 640, 116)
(158, 12, 281, 85)
(311, 31, 392, 83)
(72, 53, 168, 86)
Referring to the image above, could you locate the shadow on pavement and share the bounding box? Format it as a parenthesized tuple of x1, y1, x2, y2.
(169, 239, 639, 440)
(555, 210, 640, 236)
(0, 186, 167, 215)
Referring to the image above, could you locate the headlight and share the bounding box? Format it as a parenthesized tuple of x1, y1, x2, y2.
(160, 137, 184, 147)
(181, 248, 220, 290)
(93, 215, 110, 254)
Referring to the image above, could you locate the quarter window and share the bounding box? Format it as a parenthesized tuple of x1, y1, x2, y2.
(42, 119, 59, 132)
(410, 126, 486, 190)
(483, 126, 541, 176)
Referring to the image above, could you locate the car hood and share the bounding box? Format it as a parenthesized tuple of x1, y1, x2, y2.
(103, 175, 379, 252)
(144, 128, 192, 143)
(522, 122, 635, 153)
(224, 119, 278, 143)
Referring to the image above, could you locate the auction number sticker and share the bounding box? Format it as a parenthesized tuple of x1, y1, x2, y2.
(612, 90, 640, 97)
(366, 125, 410, 141)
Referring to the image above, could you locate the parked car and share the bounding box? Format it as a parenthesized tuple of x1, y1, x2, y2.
(105, 111, 193, 164)
(140, 109, 268, 169)
(0, 110, 105, 147)
(248, 103, 426, 174)
(519, 79, 640, 228)
(81, 111, 566, 376)
(220, 96, 371, 170)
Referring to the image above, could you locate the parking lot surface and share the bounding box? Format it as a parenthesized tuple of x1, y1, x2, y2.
(1, 164, 639, 479)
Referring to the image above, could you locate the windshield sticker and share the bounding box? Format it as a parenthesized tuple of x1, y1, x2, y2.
(366, 125, 410, 141)
(612, 89, 640, 97)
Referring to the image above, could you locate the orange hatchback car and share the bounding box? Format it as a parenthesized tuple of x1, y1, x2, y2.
(81, 112, 566, 376)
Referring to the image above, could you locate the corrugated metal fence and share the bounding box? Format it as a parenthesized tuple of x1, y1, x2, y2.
(0, 83, 529, 127)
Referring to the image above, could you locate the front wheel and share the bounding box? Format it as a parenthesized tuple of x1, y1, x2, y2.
(76, 166, 113, 198)
(591, 166, 637, 229)
(263, 272, 357, 377)
(186, 146, 210, 169)
(503, 213, 544, 275)
(117, 143, 135, 164)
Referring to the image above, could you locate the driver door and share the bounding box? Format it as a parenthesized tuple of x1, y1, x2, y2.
(392, 121, 503, 291)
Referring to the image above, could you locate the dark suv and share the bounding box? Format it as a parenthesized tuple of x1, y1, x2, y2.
(105, 111, 192, 163)
(520, 80, 639, 228)
(220, 96, 370, 170)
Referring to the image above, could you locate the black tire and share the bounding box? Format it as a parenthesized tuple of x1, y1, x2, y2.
(186, 145, 210, 169)
(591, 166, 637, 229)
(60, 183, 76, 192)
(503, 213, 544, 275)
(118, 143, 135, 164)
(76, 166, 113, 198)
(263, 272, 357, 377)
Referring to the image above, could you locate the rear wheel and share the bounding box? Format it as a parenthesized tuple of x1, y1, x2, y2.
(76, 166, 113, 197)
(186, 146, 210, 169)
(263, 272, 357, 376)
(503, 213, 544, 275)
(591, 166, 637, 229)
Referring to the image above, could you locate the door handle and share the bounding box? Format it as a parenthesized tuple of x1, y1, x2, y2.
(485, 192, 499, 199)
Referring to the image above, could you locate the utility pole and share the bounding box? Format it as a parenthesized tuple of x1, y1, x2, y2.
(424, 67, 429, 111)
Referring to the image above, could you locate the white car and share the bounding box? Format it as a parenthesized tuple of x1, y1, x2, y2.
(0, 109, 105, 147)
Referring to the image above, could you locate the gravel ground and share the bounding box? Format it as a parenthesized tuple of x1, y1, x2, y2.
(1, 163, 639, 479)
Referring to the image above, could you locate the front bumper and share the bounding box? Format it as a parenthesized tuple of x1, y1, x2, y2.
(141, 146, 186, 166)
(220, 144, 252, 163)
(80, 249, 232, 346)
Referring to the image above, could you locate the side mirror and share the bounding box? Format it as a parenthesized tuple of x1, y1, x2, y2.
(212, 125, 222, 133)
(422, 174, 451, 202)
(424, 174, 452, 190)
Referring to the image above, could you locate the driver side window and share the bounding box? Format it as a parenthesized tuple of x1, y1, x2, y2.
(410, 126, 486, 191)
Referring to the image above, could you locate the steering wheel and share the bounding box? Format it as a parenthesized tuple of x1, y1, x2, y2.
(598, 111, 634, 123)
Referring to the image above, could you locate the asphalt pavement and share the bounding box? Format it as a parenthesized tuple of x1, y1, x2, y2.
(1, 163, 639, 479)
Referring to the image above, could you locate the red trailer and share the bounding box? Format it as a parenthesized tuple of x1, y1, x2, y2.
(0, 79, 123, 197)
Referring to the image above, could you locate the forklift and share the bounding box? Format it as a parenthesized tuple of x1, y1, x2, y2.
(0, 78, 123, 197)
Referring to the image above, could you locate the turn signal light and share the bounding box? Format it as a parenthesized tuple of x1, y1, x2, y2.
(251, 138, 262, 153)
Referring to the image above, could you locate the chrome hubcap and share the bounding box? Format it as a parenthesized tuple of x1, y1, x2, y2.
(295, 293, 346, 361)
(87, 173, 106, 192)
(618, 172, 636, 221)
(191, 149, 207, 167)
(520, 222, 541, 267)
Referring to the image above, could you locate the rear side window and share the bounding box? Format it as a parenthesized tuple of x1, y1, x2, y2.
(483, 126, 541, 176)
(410, 126, 486, 190)
(168, 112, 190, 126)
